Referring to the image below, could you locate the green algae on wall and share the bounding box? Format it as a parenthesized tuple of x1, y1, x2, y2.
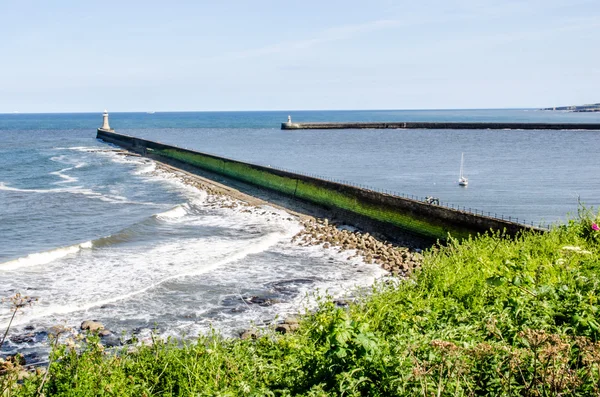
(155, 148, 464, 240)
(157, 149, 298, 196)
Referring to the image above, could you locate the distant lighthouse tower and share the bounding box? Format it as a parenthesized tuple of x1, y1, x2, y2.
(100, 109, 114, 131)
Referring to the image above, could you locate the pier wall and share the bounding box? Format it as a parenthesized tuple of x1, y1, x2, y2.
(97, 129, 538, 241)
(282, 121, 600, 130)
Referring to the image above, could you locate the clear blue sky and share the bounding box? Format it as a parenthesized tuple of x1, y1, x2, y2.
(1, 0, 599, 112)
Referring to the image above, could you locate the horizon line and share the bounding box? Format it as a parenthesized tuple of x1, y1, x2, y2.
(0, 107, 542, 115)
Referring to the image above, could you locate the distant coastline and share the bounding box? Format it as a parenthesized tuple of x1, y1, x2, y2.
(541, 103, 600, 112)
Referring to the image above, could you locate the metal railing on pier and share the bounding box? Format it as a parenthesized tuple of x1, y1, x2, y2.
(264, 165, 552, 231)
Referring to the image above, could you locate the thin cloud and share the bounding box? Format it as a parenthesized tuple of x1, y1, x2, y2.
(206, 19, 403, 62)
(430, 16, 600, 54)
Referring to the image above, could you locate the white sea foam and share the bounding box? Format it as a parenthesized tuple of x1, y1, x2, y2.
(0, 182, 91, 195)
(79, 241, 93, 249)
(91, 147, 161, 178)
(2, 231, 289, 328)
(95, 194, 128, 203)
(0, 182, 159, 206)
(0, 241, 93, 271)
(50, 167, 78, 184)
(154, 238, 388, 339)
(111, 157, 211, 208)
(0, 195, 387, 342)
(95, 195, 159, 205)
(108, 155, 141, 165)
(156, 204, 189, 221)
(133, 162, 156, 175)
(63, 146, 113, 153)
(50, 155, 67, 162)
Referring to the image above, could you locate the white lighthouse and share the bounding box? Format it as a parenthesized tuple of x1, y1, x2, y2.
(100, 109, 113, 131)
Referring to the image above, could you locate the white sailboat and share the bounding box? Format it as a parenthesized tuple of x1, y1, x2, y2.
(458, 152, 468, 186)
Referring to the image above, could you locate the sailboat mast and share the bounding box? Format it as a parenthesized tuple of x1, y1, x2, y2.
(460, 152, 464, 178)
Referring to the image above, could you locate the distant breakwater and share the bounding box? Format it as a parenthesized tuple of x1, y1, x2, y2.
(281, 121, 600, 130)
(97, 128, 541, 241)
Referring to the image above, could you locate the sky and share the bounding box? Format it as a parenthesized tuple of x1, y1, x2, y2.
(1, 0, 599, 112)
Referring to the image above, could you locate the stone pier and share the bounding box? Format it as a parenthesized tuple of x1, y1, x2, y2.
(281, 121, 600, 130)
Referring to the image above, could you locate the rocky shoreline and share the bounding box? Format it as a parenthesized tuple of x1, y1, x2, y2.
(144, 155, 426, 338)
(238, 219, 425, 339)
(292, 218, 424, 277)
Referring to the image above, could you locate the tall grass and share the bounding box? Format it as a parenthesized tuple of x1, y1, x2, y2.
(4, 213, 600, 396)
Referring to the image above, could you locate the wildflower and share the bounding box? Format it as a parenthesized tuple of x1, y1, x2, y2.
(562, 246, 592, 255)
(3, 293, 37, 311)
(592, 222, 600, 231)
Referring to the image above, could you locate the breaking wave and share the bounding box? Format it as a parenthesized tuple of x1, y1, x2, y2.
(0, 241, 93, 271)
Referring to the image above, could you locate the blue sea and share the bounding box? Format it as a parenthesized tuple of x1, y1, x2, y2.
(1, 109, 599, 360)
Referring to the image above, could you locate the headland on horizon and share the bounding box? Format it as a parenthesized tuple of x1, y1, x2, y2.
(541, 102, 600, 112)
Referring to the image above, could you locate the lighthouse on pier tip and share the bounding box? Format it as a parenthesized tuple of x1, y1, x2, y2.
(100, 109, 114, 131)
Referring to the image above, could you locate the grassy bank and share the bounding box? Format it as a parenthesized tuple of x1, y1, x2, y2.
(3, 214, 600, 396)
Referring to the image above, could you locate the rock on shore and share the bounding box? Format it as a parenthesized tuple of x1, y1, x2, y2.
(292, 218, 424, 276)
(80, 320, 104, 332)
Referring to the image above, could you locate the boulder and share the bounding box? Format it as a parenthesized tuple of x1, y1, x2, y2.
(100, 334, 122, 348)
(334, 299, 350, 307)
(10, 333, 35, 344)
(99, 329, 112, 337)
(17, 369, 31, 381)
(245, 296, 279, 306)
(275, 324, 291, 334)
(7, 354, 26, 366)
(80, 320, 104, 332)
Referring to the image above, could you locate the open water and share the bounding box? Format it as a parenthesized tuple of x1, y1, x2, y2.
(1, 109, 599, 360)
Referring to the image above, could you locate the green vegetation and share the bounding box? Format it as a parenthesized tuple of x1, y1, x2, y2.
(3, 213, 600, 396)
(155, 148, 465, 240)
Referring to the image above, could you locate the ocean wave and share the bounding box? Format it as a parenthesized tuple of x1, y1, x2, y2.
(93, 148, 159, 176)
(90, 230, 137, 248)
(95, 195, 159, 206)
(90, 204, 190, 248)
(0, 182, 93, 195)
(155, 204, 189, 220)
(50, 167, 78, 184)
(61, 146, 116, 153)
(0, 182, 159, 206)
(0, 241, 93, 271)
(47, 151, 87, 183)
(50, 155, 67, 163)
(2, 231, 288, 327)
(133, 162, 156, 175)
